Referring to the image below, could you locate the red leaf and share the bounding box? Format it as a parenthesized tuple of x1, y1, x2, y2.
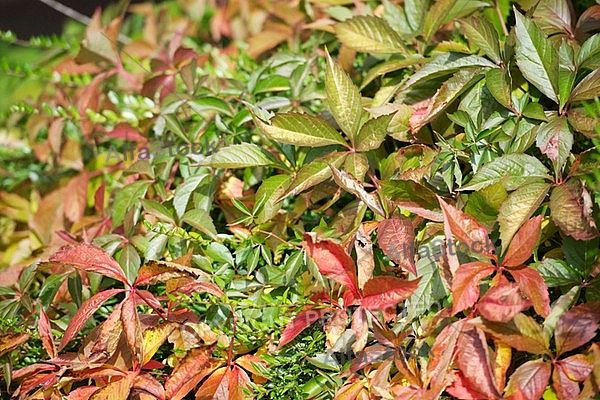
(121, 293, 142, 366)
(164, 345, 216, 400)
(66, 386, 99, 400)
(553, 363, 582, 400)
(555, 302, 600, 356)
(303, 234, 360, 296)
(351, 307, 368, 353)
(505, 359, 551, 400)
(64, 173, 89, 223)
(550, 179, 600, 240)
(477, 281, 531, 322)
(455, 326, 501, 399)
(510, 267, 550, 317)
(277, 307, 332, 349)
(106, 123, 147, 142)
(38, 306, 56, 358)
(502, 216, 542, 267)
(58, 288, 125, 351)
(560, 354, 593, 381)
(451, 262, 495, 314)
(173, 281, 225, 298)
(360, 276, 420, 311)
(377, 215, 417, 275)
(426, 321, 463, 397)
(49, 244, 129, 284)
(89, 373, 135, 400)
(446, 371, 493, 399)
(196, 365, 250, 400)
(438, 196, 495, 258)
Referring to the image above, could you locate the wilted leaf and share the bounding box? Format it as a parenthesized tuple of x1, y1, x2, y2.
(355, 225, 375, 290)
(324, 309, 348, 348)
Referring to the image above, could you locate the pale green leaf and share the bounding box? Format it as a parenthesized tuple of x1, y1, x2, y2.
(514, 10, 559, 103)
(325, 51, 364, 141)
(335, 16, 408, 54)
(403, 53, 495, 89)
(255, 175, 291, 224)
(118, 244, 141, 284)
(462, 16, 502, 64)
(343, 152, 370, 181)
(570, 69, 600, 102)
(460, 154, 551, 191)
(355, 114, 393, 152)
(173, 174, 209, 219)
(282, 152, 347, 200)
(360, 56, 423, 90)
(254, 113, 347, 147)
(112, 180, 152, 227)
(387, 104, 414, 141)
(182, 209, 217, 238)
(199, 143, 277, 168)
(577, 33, 600, 70)
(423, 0, 457, 40)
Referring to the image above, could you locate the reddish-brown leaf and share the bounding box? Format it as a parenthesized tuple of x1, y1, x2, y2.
(553, 363, 582, 400)
(438, 196, 495, 258)
(58, 288, 125, 351)
(133, 374, 166, 400)
(303, 234, 360, 296)
(550, 179, 600, 240)
(134, 260, 205, 287)
(64, 173, 90, 223)
(0, 332, 29, 358)
(351, 306, 368, 354)
(66, 386, 99, 400)
(502, 216, 542, 267)
(121, 293, 142, 366)
(49, 244, 129, 284)
(560, 354, 593, 381)
(426, 321, 463, 397)
(505, 359, 551, 400)
(164, 345, 216, 400)
(38, 306, 56, 358)
(451, 261, 496, 315)
(477, 281, 531, 322)
(555, 302, 600, 356)
(510, 267, 550, 317)
(478, 313, 550, 355)
(455, 326, 501, 399)
(195, 365, 250, 400)
(360, 276, 420, 311)
(377, 215, 417, 275)
(277, 307, 332, 349)
(172, 281, 225, 298)
(446, 371, 493, 399)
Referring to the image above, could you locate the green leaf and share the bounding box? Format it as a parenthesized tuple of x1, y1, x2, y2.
(532, 0, 573, 36)
(522, 103, 548, 120)
(462, 16, 502, 64)
(140, 199, 175, 224)
(570, 69, 600, 102)
(173, 174, 209, 219)
(189, 97, 232, 116)
(254, 113, 347, 148)
(460, 154, 550, 191)
(558, 39, 576, 111)
(343, 152, 369, 181)
(325, 51, 364, 142)
(255, 175, 291, 224)
(423, 0, 457, 40)
(577, 33, 600, 70)
(534, 259, 582, 287)
(485, 68, 512, 109)
(387, 104, 414, 141)
(182, 209, 217, 238)
(200, 143, 277, 169)
(550, 179, 600, 240)
(535, 116, 573, 176)
(334, 16, 408, 54)
(403, 53, 495, 89)
(282, 152, 347, 200)
(404, 0, 429, 33)
(498, 183, 551, 248)
(360, 56, 423, 89)
(355, 114, 393, 152)
(118, 244, 141, 284)
(562, 236, 600, 276)
(514, 9, 559, 103)
(112, 180, 152, 227)
(379, 180, 443, 221)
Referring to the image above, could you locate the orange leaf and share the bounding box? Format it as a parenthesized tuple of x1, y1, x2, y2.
(38, 306, 56, 358)
(502, 216, 542, 267)
(509, 267, 550, 317)
(0, 332, 29, 358)
(196, 365, 250, 400)
(164, 345, 217, 400)
(360, 276, 420, 311)
(451, 262, 495, 315)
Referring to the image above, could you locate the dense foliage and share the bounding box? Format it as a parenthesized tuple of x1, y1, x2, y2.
(1, 0, 600, 398)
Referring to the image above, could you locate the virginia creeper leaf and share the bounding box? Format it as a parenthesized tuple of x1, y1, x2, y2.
(377, 215, 417, 275)
(502, 215, 542, 267)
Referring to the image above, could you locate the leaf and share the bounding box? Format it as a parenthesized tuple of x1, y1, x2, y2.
(514, 9, 559, 103)
(90, 373, 135, 400)
(277, 307, 333, 349)
(325, 51, 364, 141)
(255, 175, 291, 224)
(502, 216, 542, 267)
(438, 196, 495, 258)
(479, 313, 550, 355)
(550, 179, 600, 240)
(254, 112, 347, 148)
(355, 224, 375, 290)
(543, 286, 580, 339)
(570, 69, 600, 102)
(451, 261, 496, 314)
(49, 244, 129, 284)
(485, 68, 512, 109)
(532, 0, 574, 36)
(553, 362, 583, 400)
(536, 116, 573, 175)
(196, 365, 250, 400)
(200, 143, 277, 168)
(303, 234, 360, 296)
(164, 345, 216, 400)
(577, 33, 600, 69)
(379, 180, 443, 221)
(535, 258, 582, 287)
(355, 114, 393, 152)
(142, 323, 176, 365)
(477, 281, 531, 322)
(554, 302, 600, 356)
(462, 16, 502, 64)
(403, 53, 496, 89)
(360, 276, 420, 310)
(38, 306, 56, 359)
(133, 374, 166, 400)
(121, 294, 142, 365)
(173, 174, 209, 219)
(64, 173, 89, 223)
(324, 309, 348, 348)
(330, 166, 385, 217)
(423, 0, 457, 40)
(460, 154, 550, 191)
(455, 326, 501, 398)
(281, 152, 346, 200)
(558, 39, 577, 111)
(58, 288, 125, 351)
(377, 215, 417, 275)
(505, 359, 551, 399)
(118, 244, 141, 284)
(498, 182, 550, 248)
(343, 152, 369, 181)
(360, 56, 423, 90)
(334, 16, 408, 54)
(182, 209, 217, 238)
(111, 180, 152, 227)
(510, 267, 550, 317)
(134, 260, 212, 287)
(0, 332, 29, 358)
